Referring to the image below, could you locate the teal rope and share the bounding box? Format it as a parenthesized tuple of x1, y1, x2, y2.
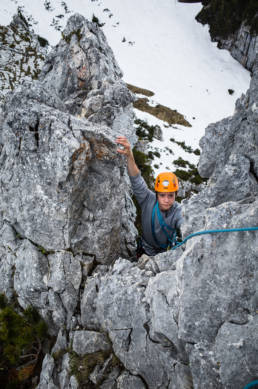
(152, 202, 177, 250)
(172, 227, 258, 250)
(243, 381, 258, 389)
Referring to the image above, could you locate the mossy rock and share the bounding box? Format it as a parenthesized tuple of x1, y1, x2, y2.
(70, 350, 122, 388)
(62, 28, 83, 44)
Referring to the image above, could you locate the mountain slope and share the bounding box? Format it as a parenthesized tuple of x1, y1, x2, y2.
(0, 0, 250, 177)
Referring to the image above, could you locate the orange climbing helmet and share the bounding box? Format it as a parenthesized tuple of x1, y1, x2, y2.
(154, 172, 179, 192)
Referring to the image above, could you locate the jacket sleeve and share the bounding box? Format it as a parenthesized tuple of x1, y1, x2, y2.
(129, 173, 153, 207)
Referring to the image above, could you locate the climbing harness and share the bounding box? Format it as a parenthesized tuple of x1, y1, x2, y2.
(151, 202, 177, 250)
(171, 226, 258, 250)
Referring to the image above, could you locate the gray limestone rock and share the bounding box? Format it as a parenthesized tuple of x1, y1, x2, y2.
(196, 58, 258, 208)
(58, 353, 72, 389)
(37, 354, 58, 389)
(174, 58, 258, 388)
(39, 13, 135, 137)
(69, 376, 79, 389)
(0, 12, 48, 103)
(214, 318, 258, 389)
(72, 330, 111, 356)
(0, 95, 134, 262)
(0, 223, 21, 298)
(116, 371, 146, 389)
(14, 239, 49, 309)
(0, 9, 257, 389)
(215, 24, 258, 71)
(77, 51, 258, 389)
(80, 258, 192, 389)
(0, 14, 137, 264)
(47, 251, 82, 325)
(89, 354, 118, 386)
(80, 275, 100, 328)
(0, 12, 138, 387)
(51, 329, 68, 357)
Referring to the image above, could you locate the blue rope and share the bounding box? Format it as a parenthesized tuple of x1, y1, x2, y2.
(243, 381, 258, 389)
(151, 202, 177, 250)
(172, 226, 258, 250)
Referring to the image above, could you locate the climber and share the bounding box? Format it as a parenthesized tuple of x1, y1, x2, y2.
(116, 136, 183, 257)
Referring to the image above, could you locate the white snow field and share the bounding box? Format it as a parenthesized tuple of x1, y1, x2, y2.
(0, 0, 250, 173)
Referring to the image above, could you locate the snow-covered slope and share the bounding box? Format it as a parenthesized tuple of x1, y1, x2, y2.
(0, 0, 250, 174)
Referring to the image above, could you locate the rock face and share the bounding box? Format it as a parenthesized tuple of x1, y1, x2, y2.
(0, 13, 137, 261)
(0, 11, 48, 103)
(196, 2, 258, 72)
(214, 24, 258, 72)
(38, 56, 257, 388)
(0, 13, 137, 335)
(1, 11, 258, 389)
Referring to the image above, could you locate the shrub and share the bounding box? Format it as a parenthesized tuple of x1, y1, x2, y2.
(197, 0, 258, 39)
(134, 118, 157, 142)
(92, 14, 105, 27)
(37, 35, 49, 47)
(174, 167, 206, 185)
(170, 137, 200, 154)
(0, 294, 48, 388)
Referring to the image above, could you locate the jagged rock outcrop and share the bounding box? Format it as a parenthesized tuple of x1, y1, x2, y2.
(0, 13, 137, 337)
(36, 56, 258, 388)
(0, 11, 48, 102)
(1, 10, 257, 389)
(196, 1, 258, 72)
(214, 24, 258, 72)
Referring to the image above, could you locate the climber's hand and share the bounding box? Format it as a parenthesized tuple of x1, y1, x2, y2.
(116, 136, 132, 157)
(116, 136, 139, 176)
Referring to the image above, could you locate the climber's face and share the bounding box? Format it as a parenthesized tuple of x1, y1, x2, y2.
(157, 192, 175, 211)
